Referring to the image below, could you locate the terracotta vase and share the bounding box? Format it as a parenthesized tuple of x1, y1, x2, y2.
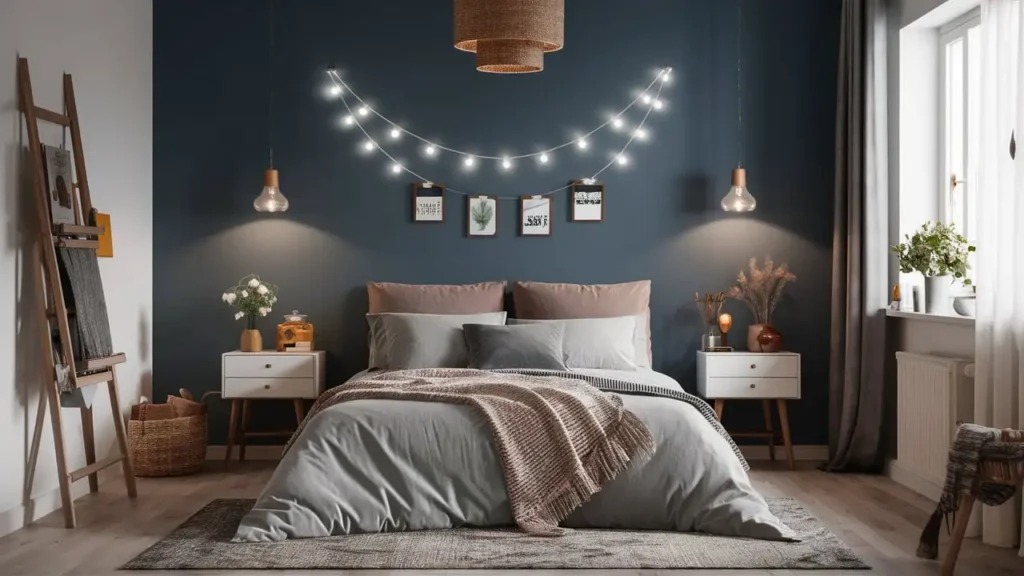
(747, 323, 783, 353)
(240, 329, 263, 352)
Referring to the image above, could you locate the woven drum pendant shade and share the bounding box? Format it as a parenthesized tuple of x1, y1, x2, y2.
(454, 0, 565, 73)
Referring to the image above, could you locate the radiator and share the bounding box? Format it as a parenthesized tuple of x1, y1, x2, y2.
(895, 352, 974, 491)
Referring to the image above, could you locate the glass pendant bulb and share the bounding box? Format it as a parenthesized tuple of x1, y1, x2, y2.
(254, 169, 289, 212)
(721, 168, 756, 212)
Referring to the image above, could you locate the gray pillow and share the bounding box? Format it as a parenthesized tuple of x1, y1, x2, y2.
(367, 312, 507, 370)
(509, 316, 638, 370)
(463, 323, 568, 371)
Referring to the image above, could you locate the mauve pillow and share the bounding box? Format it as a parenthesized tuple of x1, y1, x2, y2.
(512, 280, 652, 362)
(463, 323, 568, 371)
(367, 281, 506, 314)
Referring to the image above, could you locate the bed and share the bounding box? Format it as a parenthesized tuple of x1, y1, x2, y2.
(232, 281, 795, 542)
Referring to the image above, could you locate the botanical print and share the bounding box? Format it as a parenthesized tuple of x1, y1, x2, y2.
(468, 196, 497, 236)
(43, 144, 76, 225)
(521, 196, 551, 236)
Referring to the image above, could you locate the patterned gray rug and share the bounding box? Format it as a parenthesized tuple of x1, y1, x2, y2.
(123, 498, 869, 570)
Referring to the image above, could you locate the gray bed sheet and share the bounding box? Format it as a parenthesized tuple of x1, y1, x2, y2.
(234, 368, 795, 542)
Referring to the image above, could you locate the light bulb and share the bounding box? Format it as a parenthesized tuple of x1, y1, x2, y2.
(577, 138, 588, 149)
(661, 68, 672, 82)
(616, 154, 629, 166)
(363, 140, 376, 152)
(425, 145, 437, 156)
(357, 106, 369, 116)
(501, 157, 512, 170)
(634, 128, 648, 140)
(642, 94, 652, 104)
(329, 85, 343, 96)
(539, 153, 549, 164)
(721, 168, 757, 212)
(653, 99, 664, 110)
(464, 156, 476, 167)
(341, 115, 354, 127)
(612, 117, 624, 129)
(391, 163, 402, 174)
(254, 169, 289, 213)
(390, 128, 401, 139)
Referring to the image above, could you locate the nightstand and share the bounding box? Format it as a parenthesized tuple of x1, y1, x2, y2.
(221, 350, 326, 464)
(696, 351, 800, 470)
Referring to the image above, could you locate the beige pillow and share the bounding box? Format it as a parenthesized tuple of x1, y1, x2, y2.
(512, 281, 652, 363)
(367, 281, 506, 314)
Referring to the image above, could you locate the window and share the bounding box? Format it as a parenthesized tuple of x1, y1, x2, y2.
(939, 9, 981, 246)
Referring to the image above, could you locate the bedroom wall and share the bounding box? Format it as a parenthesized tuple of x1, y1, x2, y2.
(153, 0, 842, 445)
(0, 0, 153, 536)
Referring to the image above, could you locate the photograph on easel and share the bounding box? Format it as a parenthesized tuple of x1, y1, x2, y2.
(42, 144, 76, 226)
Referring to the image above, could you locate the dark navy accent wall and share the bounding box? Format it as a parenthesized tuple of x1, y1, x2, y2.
(154, 0, 841, 444)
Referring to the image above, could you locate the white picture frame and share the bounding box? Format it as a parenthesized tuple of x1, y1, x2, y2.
(467, 195, 497, 237)
(520, 195, 552, 236)
(42, 144, 76, 226)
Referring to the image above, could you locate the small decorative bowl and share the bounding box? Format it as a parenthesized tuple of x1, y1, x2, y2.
(952, 296, 976, 317)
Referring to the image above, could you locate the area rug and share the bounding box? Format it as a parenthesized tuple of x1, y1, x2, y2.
(122, 498, 869, 570)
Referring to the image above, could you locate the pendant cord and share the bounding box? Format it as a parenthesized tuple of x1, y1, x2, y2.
(736, 0, 743, 170)
(267, 0, 275, 169)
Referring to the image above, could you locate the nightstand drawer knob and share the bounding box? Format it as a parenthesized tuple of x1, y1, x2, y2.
(264, 384, 271, 390)
(749, 383, 756, 388)
(750, 364, 757, 369)
(265, 364, 272, 369)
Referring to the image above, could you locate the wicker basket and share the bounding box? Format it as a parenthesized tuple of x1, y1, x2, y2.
(128, 396, 207, 477)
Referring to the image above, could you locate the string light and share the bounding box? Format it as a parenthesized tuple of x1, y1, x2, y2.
(330, 85, 343, 96)
(660, 67, 672, 82)
(324, 66, 670, 198)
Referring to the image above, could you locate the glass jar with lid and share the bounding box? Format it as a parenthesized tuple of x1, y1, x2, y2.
(276, 310, 314, 352)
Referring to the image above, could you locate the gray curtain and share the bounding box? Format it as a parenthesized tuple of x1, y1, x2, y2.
(825, 0, 889, 473)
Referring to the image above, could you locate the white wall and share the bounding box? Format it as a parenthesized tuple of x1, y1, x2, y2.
(0, 0, 152, 536)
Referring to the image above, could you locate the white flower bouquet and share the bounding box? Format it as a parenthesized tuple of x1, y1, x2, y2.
(222, 274, 278, 330)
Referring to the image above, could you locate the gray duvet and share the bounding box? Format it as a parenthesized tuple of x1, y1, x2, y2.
(234, 368, 796, 542)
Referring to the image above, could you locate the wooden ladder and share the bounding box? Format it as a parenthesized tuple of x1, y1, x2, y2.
(17, 57, 137, 528)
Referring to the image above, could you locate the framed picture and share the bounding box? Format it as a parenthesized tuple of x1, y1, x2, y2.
(466, 195, 497, 237)
(571, 180, 605, 222)
(520, 195, 552, 236)
(42, 144, 76, 226)
(412, 182, 445, 222)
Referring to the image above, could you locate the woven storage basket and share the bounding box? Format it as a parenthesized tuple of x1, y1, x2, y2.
(128, 399, 207, 477)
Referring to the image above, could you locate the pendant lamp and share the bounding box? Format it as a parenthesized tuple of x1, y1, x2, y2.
(721, 0, 756, 213)
(254, 0, 289, 213)
(454, 0, 565, 73)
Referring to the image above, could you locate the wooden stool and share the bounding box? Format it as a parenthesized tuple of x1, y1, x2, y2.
(942, 431, 1024, 576)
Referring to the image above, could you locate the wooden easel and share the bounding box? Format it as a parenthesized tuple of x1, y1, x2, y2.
(17, 57, 137, 528)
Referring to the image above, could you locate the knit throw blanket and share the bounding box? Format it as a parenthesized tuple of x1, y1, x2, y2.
(286, 368, 655, 536)
(917, 423, 1024, 559)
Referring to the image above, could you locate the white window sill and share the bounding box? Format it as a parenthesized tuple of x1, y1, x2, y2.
(885, 308, 975, 328)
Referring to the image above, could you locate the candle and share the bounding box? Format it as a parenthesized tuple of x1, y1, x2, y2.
(718, 313, 733, 334)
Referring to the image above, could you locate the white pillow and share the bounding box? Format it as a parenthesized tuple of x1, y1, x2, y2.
(510, 316, 639, 370)
(367, 312, 507, 369)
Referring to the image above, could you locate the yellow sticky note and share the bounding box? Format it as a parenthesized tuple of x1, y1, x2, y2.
(95, 212, 113, 257)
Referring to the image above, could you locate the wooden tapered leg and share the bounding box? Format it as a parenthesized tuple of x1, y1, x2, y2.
(776, 399, 795, 470)
(762, 400, 776, 462)
(714, 399, 725, 422)
(239, 400, 251, 462)
(80, 406, 98, 493)
(108, 370, 137, 498)
(45, 376, 76, 528)
(293, 399, 305, 427)
(942, 494, 976, 576)
(225, 399, 240, 465)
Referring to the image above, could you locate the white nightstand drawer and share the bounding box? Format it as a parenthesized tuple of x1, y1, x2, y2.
(223, 377, 318, 399)
(224, 354, 314, 379)
(702, 377, 800, 399)
(705, 354, 798, 378)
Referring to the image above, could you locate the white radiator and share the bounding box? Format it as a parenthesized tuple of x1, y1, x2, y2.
(894, 352, 974, 495)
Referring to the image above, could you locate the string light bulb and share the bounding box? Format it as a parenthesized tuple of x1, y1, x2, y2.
(390, 163, 402, 174)
(425, 145, 437, 156)
(341, 115, 354, 127)
(612, 117, 624, 129)
(652, 100, 664, 110)
(363, 139, 376, 152)
(501, 157, 512, 170)
(616, 154, 629, 166)
(642, 94, 652, 104)
(464, 156, 476, 167)
(577, 138, 588, 149)
(357, 106, 369, 117)
(634, 128, 648, 140)
(660, 67, 672, 82)
(539, 153, 549, 164)
(389, 128, 401, 139)
(329, 85, 343, 96)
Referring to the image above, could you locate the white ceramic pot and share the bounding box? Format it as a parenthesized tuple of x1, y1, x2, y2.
(925, 275, 953, 315)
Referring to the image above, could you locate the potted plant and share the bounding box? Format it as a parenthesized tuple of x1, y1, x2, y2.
(727, 257, 797, 352)
(891, 221, 975, 314)
(222, 274, 278, 352)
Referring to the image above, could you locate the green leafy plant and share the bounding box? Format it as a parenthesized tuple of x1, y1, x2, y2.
(471, 200, 494, 231)
(891, 221, 976, 284)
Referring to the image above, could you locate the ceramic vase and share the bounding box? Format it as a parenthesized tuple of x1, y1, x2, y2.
(925, 275, 953, 315)
(240, 329, 263, 352)
(747, 324, 783, 353)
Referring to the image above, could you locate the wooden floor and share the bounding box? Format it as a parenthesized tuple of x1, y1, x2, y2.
(0, 461, 1021, 575)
